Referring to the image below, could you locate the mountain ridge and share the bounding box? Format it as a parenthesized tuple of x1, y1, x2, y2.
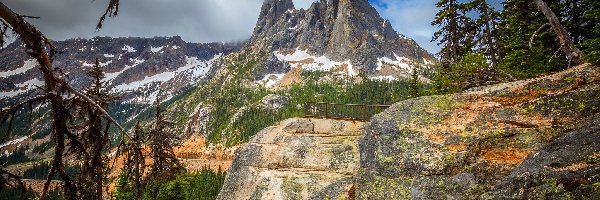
(248, 0, 435, 78)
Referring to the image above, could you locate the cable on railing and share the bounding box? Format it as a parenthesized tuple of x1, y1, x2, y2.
(303, 102, 390, 121)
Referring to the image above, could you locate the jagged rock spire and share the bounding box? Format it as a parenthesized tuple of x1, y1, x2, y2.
(254, 0, 295, 36)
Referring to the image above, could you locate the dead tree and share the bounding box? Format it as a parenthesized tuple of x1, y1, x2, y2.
(116, 122, 147, 197)
(145, 100, 185, 197)
(0, 2, 127, 200)
(70, 58, 119, 200)
(533, 0, 584, 66)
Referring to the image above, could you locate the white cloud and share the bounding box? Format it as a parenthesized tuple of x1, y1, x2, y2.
(3, 0, 265, 43)
(370, 0, 441, 54)
(2, 0, 447, 54)
(293, 0, 318, 9)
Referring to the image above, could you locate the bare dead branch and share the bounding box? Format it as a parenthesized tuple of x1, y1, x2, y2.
(39, 165, 56, 200)
(17, 14, 40, 19)
(0, 168, 24, 189)
(549, 45, 565, 63)
(533, 0, 584, 66)
(62, 83, 131, 139)
(96, 0, 120, 30)
(529, 23, 550, 48)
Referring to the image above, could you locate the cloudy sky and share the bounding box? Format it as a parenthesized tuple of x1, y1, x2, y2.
(2, 0, 501, 54)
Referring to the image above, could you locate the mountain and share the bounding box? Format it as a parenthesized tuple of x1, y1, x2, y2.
(1, 0, 437, 189)
(0, 36, 240, 163)
(247, 0, 436, 87)
(0, 36, 240, 103)
(159, 0, 438, 146)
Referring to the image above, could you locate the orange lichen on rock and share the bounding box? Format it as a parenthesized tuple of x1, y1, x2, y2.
(481, 148, 532, 165)
(173, 135, 237, 172)
(446, 143, 467, 152)
(490, 89, 548, 106)
(551, 163, 595, 171)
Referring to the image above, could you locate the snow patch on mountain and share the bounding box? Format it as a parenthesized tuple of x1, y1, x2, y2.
(104, 58, 146, 82)
(1, 59, 37, 77)
(257, 73, 285, 88)
(423, 58, 435, 65)
(370, 75, 398, 81)
(122, 45, 136, 53)
(376, 52, 413, 71)
(151, 46, 165, 53)
(82, 60, 113, 68)
(104, 54, 115, 58)
(0, 90, 23, 98)
(16, 78, 44, 90)
(112, 54, 221, 93)
(0, 136, 29, 149)
(274, 48, 356, 76)
(0, 77, 44, 98)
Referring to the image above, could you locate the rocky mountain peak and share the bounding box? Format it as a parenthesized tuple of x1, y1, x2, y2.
(248, 0, 436, 82)
(254, 0, 295, 36)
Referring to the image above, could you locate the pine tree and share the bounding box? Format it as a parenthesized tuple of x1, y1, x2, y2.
(579, 0, 600, 64)
(72, 58, 118, 200)
(145, 100, 185, 197)
(560, 0, 586, 43)
(432, 0, 477, 68)
(497, 0, 567, 78)
(469, 0, 501, 66)
(408, 69, 420, 98)
(115, 122, 146, 198)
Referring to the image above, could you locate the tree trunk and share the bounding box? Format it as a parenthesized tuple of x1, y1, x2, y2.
(533, 0, 584, 66)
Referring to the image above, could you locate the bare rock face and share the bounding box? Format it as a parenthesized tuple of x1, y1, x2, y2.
(218, 118, 364, 200)
(357, 64, 600, 199)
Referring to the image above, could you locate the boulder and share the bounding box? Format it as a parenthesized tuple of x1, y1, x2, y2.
(218, 118, 364, 200)
(357, 64, 600, 199)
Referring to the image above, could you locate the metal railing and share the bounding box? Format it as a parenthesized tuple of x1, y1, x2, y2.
(303, 102, 390, 121)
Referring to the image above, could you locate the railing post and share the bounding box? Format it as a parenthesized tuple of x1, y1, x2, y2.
(324, 103, 328, 119)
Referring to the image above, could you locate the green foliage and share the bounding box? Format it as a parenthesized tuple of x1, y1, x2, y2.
(136, 168, 226, 200)
(22, 162, 51, 180)
(431, 0, 477, 67)
(497, 0, 568, 79)
(433, 52, 489, 93)
(165, 53, 435, 147)
(0, 185, 37, 200)
(580, 0, 600, 65)
(0, 147, 30, 166)
(113, 172, 136, 200)
(409, 69, 421, 98)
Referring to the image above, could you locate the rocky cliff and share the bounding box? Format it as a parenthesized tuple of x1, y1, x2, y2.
(219, 64, 600, 199)
(218, 118, 364, 200)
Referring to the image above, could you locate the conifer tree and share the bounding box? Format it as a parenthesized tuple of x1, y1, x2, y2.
(497, 0, 567, 78)
(408, 69, 420, 98)
(145, 100, 185, 197)
(432, 0, 477, 68)
(72, 58, 119, 200)
(0, 2, 126, 199)
(579, 0, 600, 64)
(533, 0, 584, 65)
(115, 122, 146, 199)
(470, 0, 501, 66)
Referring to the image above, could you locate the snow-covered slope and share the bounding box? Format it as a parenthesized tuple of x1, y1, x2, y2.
(0, 36, 240, 102)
